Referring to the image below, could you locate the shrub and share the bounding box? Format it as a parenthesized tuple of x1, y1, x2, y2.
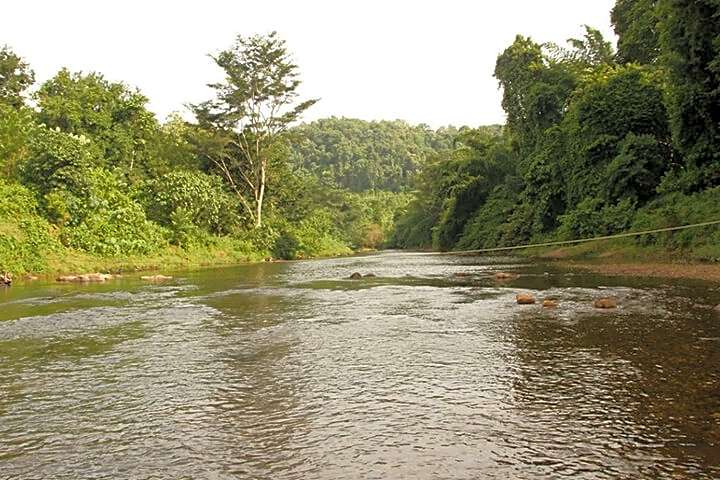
(57, 168, 168, 256)
(0, 180, 60, 273)
(139, 170, 240, 234)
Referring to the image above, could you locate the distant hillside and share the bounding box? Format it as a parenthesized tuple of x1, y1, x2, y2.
(289, 118, 471, 192)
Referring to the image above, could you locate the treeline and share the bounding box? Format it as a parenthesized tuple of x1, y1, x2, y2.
(0, 36, 449, 274)
(288, 118, 459, 192)
(392, 0, 720, 260)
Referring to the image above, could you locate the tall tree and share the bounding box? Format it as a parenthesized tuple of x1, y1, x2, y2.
(193, 32, 318, 228)
(658, 0, 720, 190)
(611, 0, 661, 64)
(0, 45, 35, 108)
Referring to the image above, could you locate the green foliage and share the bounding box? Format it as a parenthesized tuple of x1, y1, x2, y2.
(0, 180, 60, 273)
(58, 168, 168, 256)
(394, 12, 718, 258)
(557, 198, 637, 239)
(288, 118, 458, 192)
(192, 31, 318, 228)
(22, 126, 97, 198)
(139, 170, 240, 235)
(0, 45, 34, 108)
(35, 68, 159, 175)
(0, 104, 34, 177)
(612, 0, 661, 64)
(546, 25, 616, 69)
(167, 208, 212, 250)
(632, 188, 720, 260)
(657, 0, 720, 190)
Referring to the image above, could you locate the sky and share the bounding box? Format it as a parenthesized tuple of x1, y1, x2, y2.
(3, 1, 616, 128)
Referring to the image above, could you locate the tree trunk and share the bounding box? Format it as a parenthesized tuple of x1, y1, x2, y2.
(254, 164, 266, 228)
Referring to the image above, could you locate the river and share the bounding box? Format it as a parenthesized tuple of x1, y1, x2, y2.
(0, 252, 719, 479)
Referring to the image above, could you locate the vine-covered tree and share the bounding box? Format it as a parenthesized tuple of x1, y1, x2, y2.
(193, 31, 318, 227)
(612, 0, 660, 64)
(658, 0, 720, 190)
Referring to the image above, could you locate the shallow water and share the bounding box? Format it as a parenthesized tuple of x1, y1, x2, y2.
(1, 252, 719, 479)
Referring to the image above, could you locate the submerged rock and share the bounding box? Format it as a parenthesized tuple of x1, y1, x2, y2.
(454, 272, 473, 278)
(495, 272, 518, 281)
(23, 275, 38, 281)
(349, 272, 363, 280)
(516, 293, 536, 305)
(543, 299, 558, 308)
(141, 275, 173, 282)
(594, 297, 618, 309)
(57, 273, 113, 283)
(363, 273, 377, 278)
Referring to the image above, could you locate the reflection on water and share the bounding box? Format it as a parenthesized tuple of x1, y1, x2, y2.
(0, 252, 719, 479)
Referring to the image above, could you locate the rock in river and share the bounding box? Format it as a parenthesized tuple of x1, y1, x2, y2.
(516, 293, 536, 305)
(57, 273, 113, 283)
(349, 272, 363, 280)
(594, 297, 618, 309)
(141, 275, 173, 282)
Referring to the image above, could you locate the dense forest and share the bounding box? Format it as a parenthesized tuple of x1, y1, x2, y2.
(0, 35, 455, 274)
(1, 0, 719, 276)
(392, 0, 720, 261)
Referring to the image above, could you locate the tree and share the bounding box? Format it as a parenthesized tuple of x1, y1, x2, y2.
(658, 0, 720, 190)
(546, 26, 616, 69)
(0, 45, 35, 108)
(612, 0, 661, 64)
(35, 69, 159, 176)
(494, 36, 577, 156)
(193, 32, 318, 228)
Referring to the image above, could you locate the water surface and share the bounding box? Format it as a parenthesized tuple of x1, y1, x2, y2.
(1, 252, 719, 479)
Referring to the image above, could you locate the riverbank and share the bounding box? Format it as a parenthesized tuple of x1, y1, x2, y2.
(524, 240, 720, 283)
(5, 239, 356, 281)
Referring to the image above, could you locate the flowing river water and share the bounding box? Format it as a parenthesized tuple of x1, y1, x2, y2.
(0, 252, 719, 479)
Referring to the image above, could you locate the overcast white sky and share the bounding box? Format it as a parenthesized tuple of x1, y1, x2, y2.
(3, 1, 616, 128)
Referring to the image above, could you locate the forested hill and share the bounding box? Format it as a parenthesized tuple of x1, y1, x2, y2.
(288, 118, 464, 192)
(392, 0, 720, 261)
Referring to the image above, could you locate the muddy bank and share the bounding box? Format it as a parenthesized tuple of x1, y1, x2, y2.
(563, 261, 720, 283)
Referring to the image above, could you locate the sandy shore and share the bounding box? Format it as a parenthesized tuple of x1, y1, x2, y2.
(564, 261, 720, 283)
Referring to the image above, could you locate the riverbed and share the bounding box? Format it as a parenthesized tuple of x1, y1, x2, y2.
(1, 252, 719, 479)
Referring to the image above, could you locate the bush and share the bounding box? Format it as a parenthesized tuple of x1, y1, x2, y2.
(557, 198, 636, 239)
(272, 231, 300, 260)
(631, 188, 720, 260)
(57, 168, 168, 256)
(139, 170, 240, 234)
(0, 180, 60, 273)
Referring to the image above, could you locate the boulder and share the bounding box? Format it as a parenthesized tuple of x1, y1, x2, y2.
(141, 275, 173, 282)
(543, 299, 558, 309)
(495, 272, 518, 281)
(516, 293, 536, 305)
(594, 297, 618, 309)
(57, 273, 112, 283)
(1, 272, 12, 286)
(24, 275, 38, 281)
(714, 304, 720, 314)
(349, 272, 363, 280)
